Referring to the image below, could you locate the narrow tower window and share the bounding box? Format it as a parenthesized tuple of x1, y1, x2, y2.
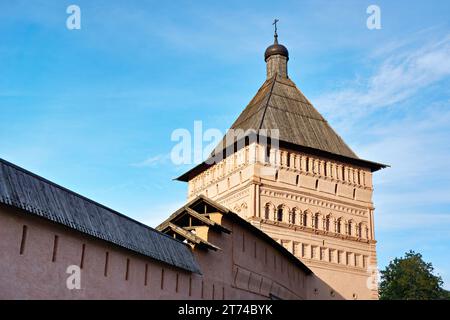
(19, 225, 28, 255)
(314, 214, 320, 229)
(264, 205, 270, 220)
(144, 263, 149, 286)
(325, 216, 330, 231)
(266, 145, 271, 162)
(52, 235, 59, 262)
(80, 244, 86, 269)
(125, 258, 130, 281)
(104, 252, 109, 277)
(277, 206, 283, 222)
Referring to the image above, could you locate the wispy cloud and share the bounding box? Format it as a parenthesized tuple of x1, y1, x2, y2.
(314, 34, 450, 123)
(131, 153, 171, 168)
(308, 30, 450, 288)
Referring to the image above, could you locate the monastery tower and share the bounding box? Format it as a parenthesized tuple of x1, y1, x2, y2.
(177, 29, 387, 300)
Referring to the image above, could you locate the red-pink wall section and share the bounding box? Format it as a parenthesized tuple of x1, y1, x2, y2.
(0, 204, 339, 299)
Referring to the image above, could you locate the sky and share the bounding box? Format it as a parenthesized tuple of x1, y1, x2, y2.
(1, 0, 449, 289)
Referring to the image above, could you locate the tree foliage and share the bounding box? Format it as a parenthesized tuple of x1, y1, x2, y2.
(379, 250, 447, 300)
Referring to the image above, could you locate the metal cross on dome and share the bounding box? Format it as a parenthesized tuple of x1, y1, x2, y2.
(273, 19, 279, 36)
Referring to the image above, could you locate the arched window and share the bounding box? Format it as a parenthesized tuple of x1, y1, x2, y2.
(337, 218, 342, 234)
(358, 223, 363, 238)
(291, 209, 297, 224)
(277, 206, 283, 222)
(348, 221, 353, 236)
(365, 227, 369, 239)
(325, 215, 331, 231)
(264, 204, 271, 220)
(314, 213, 320, 229)
(302, 212, 308, 227)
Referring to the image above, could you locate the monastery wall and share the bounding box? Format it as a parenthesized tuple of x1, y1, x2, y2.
(0, 203, 333, 299)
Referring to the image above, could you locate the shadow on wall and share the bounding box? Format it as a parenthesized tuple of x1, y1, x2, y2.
(307, 274, 345, 300)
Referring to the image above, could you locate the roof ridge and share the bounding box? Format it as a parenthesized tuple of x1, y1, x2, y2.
(230, 102, 268, 129)
(257, 75, 277, 132)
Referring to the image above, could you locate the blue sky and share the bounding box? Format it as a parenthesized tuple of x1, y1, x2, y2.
(1, 0, 449, 288)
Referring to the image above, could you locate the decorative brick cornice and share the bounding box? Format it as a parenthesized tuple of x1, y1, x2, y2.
(255, 217, 376, 244)
(259, 186, 370, 217)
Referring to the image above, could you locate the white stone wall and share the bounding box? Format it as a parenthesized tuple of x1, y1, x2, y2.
(187, 142, 378, 299)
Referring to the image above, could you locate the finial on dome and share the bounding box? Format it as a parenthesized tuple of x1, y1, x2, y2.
(273, 19, 279, 44)
(265, 19, 289, 78)
(264, 19, 289, 62)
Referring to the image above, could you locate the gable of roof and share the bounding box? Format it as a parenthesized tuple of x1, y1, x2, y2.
(159, 222, 221, 251)
(157, 194, 312, 274)
(0, 158, 201, 274)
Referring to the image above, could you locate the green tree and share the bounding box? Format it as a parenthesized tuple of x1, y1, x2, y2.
(379, 250, 448, 300)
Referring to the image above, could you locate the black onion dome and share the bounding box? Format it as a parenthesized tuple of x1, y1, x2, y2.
(264, 35, 289, 61)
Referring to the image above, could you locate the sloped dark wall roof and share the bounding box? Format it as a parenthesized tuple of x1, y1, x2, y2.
(0, 158, 201, 274)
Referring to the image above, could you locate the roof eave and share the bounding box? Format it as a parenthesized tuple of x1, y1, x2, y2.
(175, 140, 389, 182)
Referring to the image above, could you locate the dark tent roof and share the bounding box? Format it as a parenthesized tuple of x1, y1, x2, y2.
(0, 158, 201, 274)
(221, 75, 359, 158)
(177, 75, 387, 181)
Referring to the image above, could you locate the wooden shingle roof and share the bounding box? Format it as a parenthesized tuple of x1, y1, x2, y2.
(0, 158, 201, 274)
(177, 75, 387, 181)
(218, 74, 358, 159)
